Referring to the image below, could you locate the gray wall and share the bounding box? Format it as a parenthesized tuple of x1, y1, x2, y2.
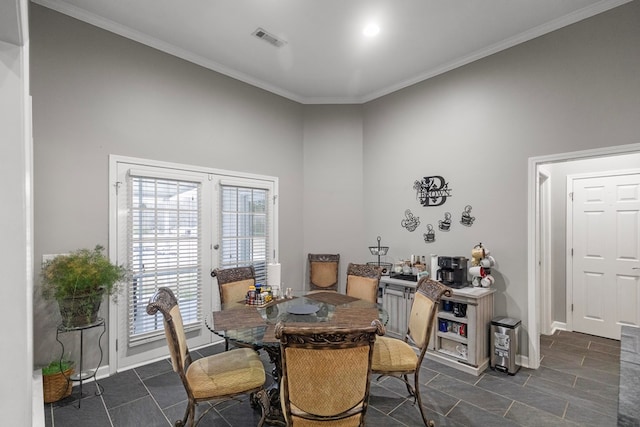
(30, 5, 308, 365)
(302, 105, 366, 291)
(362, 2, 640, 355)
(29, 0, 640, 369)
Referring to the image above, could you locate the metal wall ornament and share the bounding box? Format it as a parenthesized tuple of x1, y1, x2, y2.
(401, 209, 420, 232)
(423, 224, 436, 243)
(460, 205, 475, 227)
(438, 212, 452, 231)
(413, 175, 452, 207)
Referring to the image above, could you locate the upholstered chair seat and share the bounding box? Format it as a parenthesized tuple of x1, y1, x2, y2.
(147, 287, 267, 427)
(371, 278, 451, 427)
(372, 335, 417, 372)
(186, 348, 265, 399)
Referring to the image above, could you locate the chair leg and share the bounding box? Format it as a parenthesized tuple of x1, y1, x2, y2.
(413, 370, 435, 427)
(182, 400, 195, 427)
(254, 389, 269, 427)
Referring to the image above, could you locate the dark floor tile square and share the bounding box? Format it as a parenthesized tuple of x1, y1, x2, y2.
(422, 358, 481, 384)
(368, 381, 409, 414)
(143, 370, 186, 409)
(526, 365, 577, 387)
(524, 375, 618, 418)
(389, 399, 464, 427)
(582, 355, 620, 375)
(218, 398, 270, 426)
(51, 394, 112, 427)
(574, 375, 619, 397)
(588, 341, 621, 356)
(109, 395, 169, 427)
(427, 374, 513, 415)
(504, 401, 576, 426)
(564, 401, 618, 426)
(133, 358, 173, 380)
(364, 406, 408, 426)
(98, 369, 149, 410)
(417, 381, 462, 415)
(446, 400, 520, 427)
(476, 374, 567, 417)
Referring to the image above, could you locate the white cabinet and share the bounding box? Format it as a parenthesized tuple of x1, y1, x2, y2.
(379, 278, 414, 338)
(378, 277, 494, 376)
(428, 287, 495, 376)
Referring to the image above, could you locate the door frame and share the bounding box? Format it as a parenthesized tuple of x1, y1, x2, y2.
(108, 154, 279, 374)
(527, 142, 640, 369)
(565, 168, 640, 335)
(537, 167, 551, 336)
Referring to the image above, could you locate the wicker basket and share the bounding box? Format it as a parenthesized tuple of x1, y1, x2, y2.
(43, 367, 74, 403)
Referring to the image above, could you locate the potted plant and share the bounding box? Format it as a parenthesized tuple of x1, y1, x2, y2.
(41, 245, 128, 328)
(42, 360, 74, 403)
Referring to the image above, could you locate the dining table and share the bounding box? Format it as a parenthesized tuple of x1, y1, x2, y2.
(206, 290, 389, 426)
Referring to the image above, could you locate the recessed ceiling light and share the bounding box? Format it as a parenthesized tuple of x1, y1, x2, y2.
(363, 23, 380, 37)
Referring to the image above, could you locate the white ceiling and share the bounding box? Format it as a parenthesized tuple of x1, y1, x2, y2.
(33, 0, 630, 104)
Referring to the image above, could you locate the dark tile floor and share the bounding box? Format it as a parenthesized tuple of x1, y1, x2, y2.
(44, 330, 621, 426)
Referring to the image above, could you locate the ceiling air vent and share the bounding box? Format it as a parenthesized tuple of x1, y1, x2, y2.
(252, 27, 287, 48)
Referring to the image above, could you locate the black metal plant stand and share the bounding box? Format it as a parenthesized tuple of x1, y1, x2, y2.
(55, 318, 106, 408)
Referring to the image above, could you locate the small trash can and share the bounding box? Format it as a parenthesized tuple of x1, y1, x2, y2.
(490, 316, 521, 375)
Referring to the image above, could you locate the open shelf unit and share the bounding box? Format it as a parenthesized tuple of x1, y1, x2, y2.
(427, 287, 495, 376)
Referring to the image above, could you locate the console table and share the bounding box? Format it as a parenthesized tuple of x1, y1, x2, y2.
(55, 318, 106, 407)
(379, 277, 495, 376)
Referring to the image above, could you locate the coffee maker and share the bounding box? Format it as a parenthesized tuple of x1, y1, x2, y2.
(437, 256, 468, 288)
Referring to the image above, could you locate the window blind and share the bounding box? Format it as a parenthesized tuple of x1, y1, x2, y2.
(219, 185, 269, 284)
(127, 172, 202, 341)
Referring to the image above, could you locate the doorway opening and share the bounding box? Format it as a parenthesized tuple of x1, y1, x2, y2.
(527, 142, 640, 369)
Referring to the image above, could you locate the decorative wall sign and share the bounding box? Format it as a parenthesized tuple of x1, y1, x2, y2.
(460, 205, 475, 226)
(401, 209, 420, 232)
(438, 212, 452, 231)
(423, 224, 435, 243)
(413, 176, 452, 207)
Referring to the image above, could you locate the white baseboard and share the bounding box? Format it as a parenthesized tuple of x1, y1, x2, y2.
(550, 321, 567, 335)
(32, 369, 45, 427)
(516, 355, 530, 369)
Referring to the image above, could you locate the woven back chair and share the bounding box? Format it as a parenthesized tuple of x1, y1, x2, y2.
(345, 263, 381, 304)
(371, 278, 451, 427)
(213, 265, 256, 308)
(147, 287, 267, 427)
(308, 254, 340, 292)
(276, 320, 385, 426)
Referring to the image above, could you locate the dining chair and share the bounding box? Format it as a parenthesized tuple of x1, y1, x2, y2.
(213, 265, 256, 307)
(308, 253, 340, 293)
(371, 277, 451, 427)
(212, 265, 257, 350)
(345, 262, 381, 304)
(147, 287, 268, 427)
(276, 319, 385, 426)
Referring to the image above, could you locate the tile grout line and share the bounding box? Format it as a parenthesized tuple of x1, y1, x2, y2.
(133, 367, 173, 426)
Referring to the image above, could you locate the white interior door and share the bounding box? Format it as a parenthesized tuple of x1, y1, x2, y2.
(570, 171, 640, 339)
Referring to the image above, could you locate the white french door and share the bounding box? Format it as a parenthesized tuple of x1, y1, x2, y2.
(569, 170, 640, 339)
(109, 156, 277, 372)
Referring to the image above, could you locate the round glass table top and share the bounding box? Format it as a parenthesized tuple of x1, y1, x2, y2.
(207, 292, 388, 348)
